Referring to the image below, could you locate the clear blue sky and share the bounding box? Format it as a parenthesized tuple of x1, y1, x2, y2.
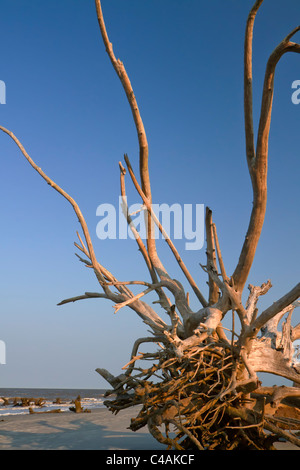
(0, 0, 299, 389)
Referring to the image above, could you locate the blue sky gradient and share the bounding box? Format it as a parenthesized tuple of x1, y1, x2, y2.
(0, 1, 299, 388)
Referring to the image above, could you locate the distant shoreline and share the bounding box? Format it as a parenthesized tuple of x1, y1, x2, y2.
(0, 405, 299, 451)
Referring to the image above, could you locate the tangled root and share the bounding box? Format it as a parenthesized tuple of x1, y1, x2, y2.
(102, 341, 300, 450)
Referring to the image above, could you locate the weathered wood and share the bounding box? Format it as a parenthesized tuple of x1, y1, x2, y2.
(248, 339, 300, 384)
(29, 408, 62, 414)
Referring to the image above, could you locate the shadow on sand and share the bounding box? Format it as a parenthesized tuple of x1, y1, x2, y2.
(0, 412, 166, 450)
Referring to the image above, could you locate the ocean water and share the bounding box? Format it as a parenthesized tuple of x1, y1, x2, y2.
(0, 388, 111, 417)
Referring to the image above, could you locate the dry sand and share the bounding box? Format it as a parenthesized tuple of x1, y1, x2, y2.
(0, 405, 298, 450)
(0, 406, 165, 450)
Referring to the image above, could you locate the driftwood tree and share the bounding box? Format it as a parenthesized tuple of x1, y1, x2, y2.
(1, 0, 300, 450)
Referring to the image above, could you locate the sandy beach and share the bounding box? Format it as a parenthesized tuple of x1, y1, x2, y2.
(0, 406, 166, 450)
(0, 405, 298, 451)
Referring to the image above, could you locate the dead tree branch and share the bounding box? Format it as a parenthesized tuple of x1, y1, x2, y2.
(233, 13, 300, 291)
